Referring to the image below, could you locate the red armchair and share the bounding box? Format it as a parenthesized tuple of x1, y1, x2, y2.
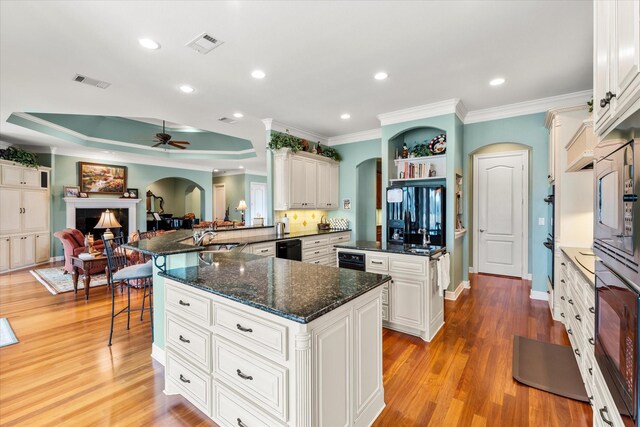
(53, 229, 105, 274)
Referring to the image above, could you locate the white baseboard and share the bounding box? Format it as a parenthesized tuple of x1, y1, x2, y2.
(530, 289, 549, 301)
(522, 273, 532, 280)
(50, 256, 64, 262)
(463, 280, 470, 289)
(445, 281, 467, 301)
(151, 343, 166, 366)
(468, 267, 475, 273)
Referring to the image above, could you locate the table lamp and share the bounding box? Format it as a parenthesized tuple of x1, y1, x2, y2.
(237, 200, 248, 224)
(95, 209, 122, 240)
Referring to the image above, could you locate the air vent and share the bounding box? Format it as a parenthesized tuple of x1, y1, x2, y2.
(73, 74, 111, 89)
(218, 117, 237, 124)
(186, 32, 224, 54)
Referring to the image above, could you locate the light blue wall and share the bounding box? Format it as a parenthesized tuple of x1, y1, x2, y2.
(50, 154, 213, 257)
(327, 139, 382, 238)
(356, 158, 378, 241)
(462, 113, 549, 292)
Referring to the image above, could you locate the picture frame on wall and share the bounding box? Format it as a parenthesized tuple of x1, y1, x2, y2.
(126, 188, 138, 198)
(64, 186, 80, 197)
(78, 162, 127, 194)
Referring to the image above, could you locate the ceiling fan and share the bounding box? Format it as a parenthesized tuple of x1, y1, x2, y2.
(152, 120, 190, 149)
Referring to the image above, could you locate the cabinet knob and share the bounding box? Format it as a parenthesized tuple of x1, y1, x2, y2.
(600, 98, 608, 108)
(605, 91, 616, 102)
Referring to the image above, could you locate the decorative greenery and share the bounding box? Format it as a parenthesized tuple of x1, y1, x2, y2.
(410, 142, 431, 157)
(268, 130, 303, 153)
(0, 145, 39, 168)
(319, 146, 341, 161)
(587, 98, 593, 113)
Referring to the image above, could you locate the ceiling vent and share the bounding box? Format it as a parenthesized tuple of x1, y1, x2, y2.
(187, 33, 224, 54)
(218, 117, 237, 124)
(73, 74, 111, 89)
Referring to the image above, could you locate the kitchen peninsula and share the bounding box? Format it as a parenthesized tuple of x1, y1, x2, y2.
(123, 232, 390, 427)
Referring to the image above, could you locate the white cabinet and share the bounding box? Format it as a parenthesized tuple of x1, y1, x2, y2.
(1, 164, 42, 188)
(0, 237, 10, 272)
(0, 188, 22, 234)
(10, 235, 35, 269)
(35, 233, 50, 263)
(594, 0, 640, 136)
(22, 190, 49, 232)
(389, 276, 424, 329)
(273, 149, 339, 210)
(250, 242, 275, 257)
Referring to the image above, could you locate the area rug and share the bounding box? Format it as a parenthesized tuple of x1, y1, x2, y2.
(512, 335, 588, 402)
(0, 318, 18, 347)
(30, 267, 108, 295)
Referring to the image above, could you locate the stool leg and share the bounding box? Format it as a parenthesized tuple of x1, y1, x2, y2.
(148, 282, 154, 340)
(140, 282, 147, 321)
(126, 282, 131, 330)
(108, 279, 115, 346)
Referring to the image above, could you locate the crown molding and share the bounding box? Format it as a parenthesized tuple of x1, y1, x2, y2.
(326, 128, 382, 146)
(465, 90, 592, 124)
(377, 98, 464, 126)
(213, 169, 267, 177)
(262, 118, 329, 144)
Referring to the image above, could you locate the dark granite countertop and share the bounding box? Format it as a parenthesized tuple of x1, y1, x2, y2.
(334, 240, 446, 257)
(123, 228, 352, 256)
(561, 246, 595, 286)
(159, 252, 391, 324)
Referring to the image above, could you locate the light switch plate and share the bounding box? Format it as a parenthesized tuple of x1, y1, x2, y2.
(538, 217, 545, 226)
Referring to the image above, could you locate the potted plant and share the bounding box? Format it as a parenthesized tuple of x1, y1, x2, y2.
(268, 130, 304, 153)
(0, 145, 39, 168)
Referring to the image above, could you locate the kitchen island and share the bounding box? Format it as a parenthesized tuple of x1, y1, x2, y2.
(160, 252, 390, 427)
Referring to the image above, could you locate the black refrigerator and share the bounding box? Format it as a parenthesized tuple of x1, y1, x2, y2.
(387, 185, 445, 246)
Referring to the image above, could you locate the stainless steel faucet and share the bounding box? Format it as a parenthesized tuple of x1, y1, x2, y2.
(417, 228, 431, 246)
(193, 229, 217, 246)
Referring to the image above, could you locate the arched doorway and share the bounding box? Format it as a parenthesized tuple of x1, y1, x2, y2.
(146, 177, 205, 230)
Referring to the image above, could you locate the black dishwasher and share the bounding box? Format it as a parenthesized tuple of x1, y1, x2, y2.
(338, 252, 366, 271)
(276, 239, 302, 261)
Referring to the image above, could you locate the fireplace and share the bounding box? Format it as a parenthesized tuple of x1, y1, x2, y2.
(63, 197, 140, 239)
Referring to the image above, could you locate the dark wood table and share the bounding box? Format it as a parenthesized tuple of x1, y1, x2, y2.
(70, 255, 109, 301)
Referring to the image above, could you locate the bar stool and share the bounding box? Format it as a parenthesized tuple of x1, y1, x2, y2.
(103, 235, 153, 346)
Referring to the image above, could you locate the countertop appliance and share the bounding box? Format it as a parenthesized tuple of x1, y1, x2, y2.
(594, 136, 639, 287)
(387, 185, 445, 247)
(276, 239, 302, 261)
(595, 260, 639, 427)
(338, 252, 366, 271)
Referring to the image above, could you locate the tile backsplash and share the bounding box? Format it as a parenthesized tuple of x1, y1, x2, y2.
(274, 210, 328, 233)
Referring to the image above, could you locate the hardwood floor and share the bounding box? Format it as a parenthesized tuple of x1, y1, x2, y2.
(0, 265, 591, 426)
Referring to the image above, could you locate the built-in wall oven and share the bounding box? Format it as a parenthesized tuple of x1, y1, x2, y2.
(593, 137, 639, 287)
(595, 260, 639, 427)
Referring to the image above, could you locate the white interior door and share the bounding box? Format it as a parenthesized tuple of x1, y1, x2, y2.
(250, 182, 267, 224)
(213, 184, 226, 220)
(474, 151, 528, 277)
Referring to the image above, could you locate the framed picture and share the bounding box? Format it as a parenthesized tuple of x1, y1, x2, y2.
(343, 198, 351, 210)
(79, 192, 88, 198)
(78, 162, 127, 194)
(126, 188, 138, 198)
(64, 186, 80, 197)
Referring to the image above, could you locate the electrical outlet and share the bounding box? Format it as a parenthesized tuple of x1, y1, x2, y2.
(538, 217, 545, 226)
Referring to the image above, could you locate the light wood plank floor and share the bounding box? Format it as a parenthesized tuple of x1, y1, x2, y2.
(0, 264, 591, 426)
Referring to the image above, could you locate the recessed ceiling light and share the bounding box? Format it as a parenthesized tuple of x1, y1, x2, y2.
(213, 169, 219, 172)
(239, 165, 244, 169)
(251, 70, 266, 79)
(179, 85, 195, 93)
(374, 72, 388, 80)
(340, 113, 351, 120)
(138, 38, 160, 50)
(233, 112, 244, 118)
(489, 77, 506, 86)
(101, 150, 111, 154)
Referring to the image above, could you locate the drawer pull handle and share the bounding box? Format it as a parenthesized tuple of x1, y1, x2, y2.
(315, 240, 320, 244)
(568, 299, 573, 305)
(236, 324, 253, 333)
(237, 418, 248, 427)
(599, 406, 614, 426)
(260, 249, 269, 253)
(589, 337, 595, 346)
(574, 349, 581, 357)
(560, 296, 565, 301)
(561, 279, 565, 283)
(178, 300, 190, 307)
(575, 314, 581, 322)
(560, 313, 565, 318)
(314, 251, 320, 254)
(314, 260, 320, 264)
(236, 369, 253, 381)
(372, 261, 383, 265)
(179, 335, 190, 344)
(589, 306, 595, 314)
(179, 374, 191, 384)
(561, 262, 566, 266)
(588, 367, 593, 376)
(567, 328, 573, 335)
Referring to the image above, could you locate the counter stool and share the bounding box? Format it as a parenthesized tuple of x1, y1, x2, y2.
(103, 235, 153, 346)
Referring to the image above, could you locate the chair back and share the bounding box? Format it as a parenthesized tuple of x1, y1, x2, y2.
(103, 235, 129, 276)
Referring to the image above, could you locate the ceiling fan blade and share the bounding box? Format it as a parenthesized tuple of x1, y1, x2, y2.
(151, 142, 164, 148)
(168, 141, 188, 149)
(170, 140, 190, 145)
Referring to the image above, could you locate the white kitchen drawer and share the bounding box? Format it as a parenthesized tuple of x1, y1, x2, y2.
(389, 256, 425, 275)
(308, 254, 332, 266)
(366, 254, 388, 272)
(213, 336, 288, 421)
(329, 233, 350, 245)
(213, 381, 286, 427)
(302, 236, 330, 249)
(303, 246, 329, 260)
(167, 314, 211, 372)
(166, 281, 212, 325)
(214, 303, 288, 361)
(252, 242, 275, 257)
(167, 353, 212, 416)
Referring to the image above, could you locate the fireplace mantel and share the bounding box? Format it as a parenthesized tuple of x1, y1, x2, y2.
(63, 197, 140, 234)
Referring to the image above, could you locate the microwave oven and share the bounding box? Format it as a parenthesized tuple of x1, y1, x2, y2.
(594, 137, 639, 287)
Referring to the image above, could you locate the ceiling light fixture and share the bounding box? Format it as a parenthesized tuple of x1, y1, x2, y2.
(179, 85, 195, 93)
(213, 169, 219, 172)
(138, 38, 160, 50)
(374, 72, 388, 80)
(489, 77, 506, 86)
(239, 165, 244, 169)
(251, 70, 266, 79)
(233, 112, 244, 118)
(340, 113, 351, 120)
